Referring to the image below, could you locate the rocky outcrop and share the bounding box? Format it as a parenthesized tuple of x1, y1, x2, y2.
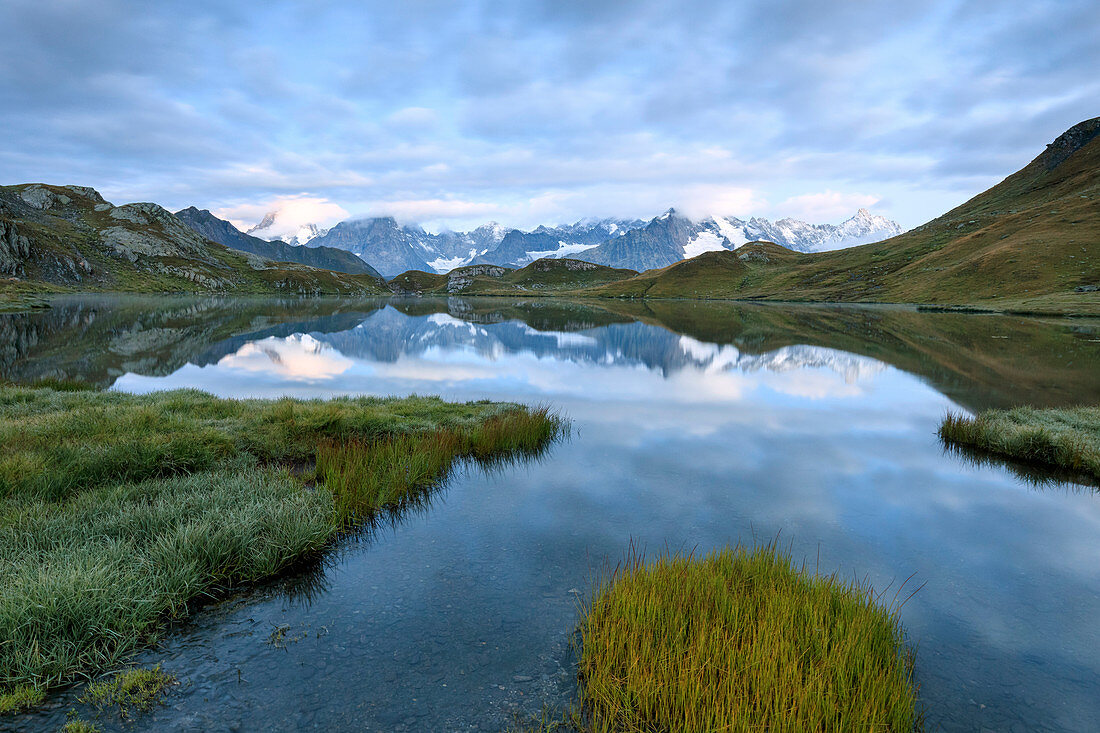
(0, 219, 31, 276)
(1040, 117, 1100, 171)
(18, 185, 72, 210)
(530, 258, 599, 272)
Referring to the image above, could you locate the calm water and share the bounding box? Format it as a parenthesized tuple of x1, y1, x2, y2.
(3, 296, 1100, 732)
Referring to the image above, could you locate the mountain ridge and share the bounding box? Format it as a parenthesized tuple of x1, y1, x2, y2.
(265, 208, 897, 276)
(175, 207, 383, 278)
(0, 184, 387, 296)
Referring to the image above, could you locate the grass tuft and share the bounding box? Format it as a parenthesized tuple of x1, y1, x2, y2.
(940, 406, 1100, 482)
(577, 543, 921, 732)
(0, 683, 44, 714)
(80, 665, 176, 716)
(60, 720, 101, 733)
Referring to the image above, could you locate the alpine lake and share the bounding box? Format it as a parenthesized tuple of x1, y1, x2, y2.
(3, 295, 1099, 733)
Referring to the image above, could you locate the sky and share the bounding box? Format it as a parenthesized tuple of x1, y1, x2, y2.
(1, 0, 1096, 234)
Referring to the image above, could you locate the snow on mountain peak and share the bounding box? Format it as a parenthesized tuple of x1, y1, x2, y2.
(246, 211, 328, 246)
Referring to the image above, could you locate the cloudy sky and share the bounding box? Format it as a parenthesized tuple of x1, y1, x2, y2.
(1, 0, 1096, 233)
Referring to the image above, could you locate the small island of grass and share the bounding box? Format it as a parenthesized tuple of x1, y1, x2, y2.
(575, 544, 920, 732)
(0, 385, 562, 712)
(940, 406, 1100, 483)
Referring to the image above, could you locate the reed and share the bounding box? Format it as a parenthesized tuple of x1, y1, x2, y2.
(577, 543, 920, 732)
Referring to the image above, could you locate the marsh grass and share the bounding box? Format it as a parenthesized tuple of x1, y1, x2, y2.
(577, 543, 921, 732)
(0, 461, 332, 692)
(61, 720, 101, 733)
(940, 406, 1100, 482)
(317, 406, 561, 526)
(80, 665, 176, 716)
(0, 386, 563, 709)
(0, 387, 548, 502)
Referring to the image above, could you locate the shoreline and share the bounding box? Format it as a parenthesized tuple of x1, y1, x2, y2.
(4, 286, 1098, 319)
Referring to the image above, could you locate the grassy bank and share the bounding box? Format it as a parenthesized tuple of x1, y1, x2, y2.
(940, 406, 1100, 482)
(0, 386, 562, 710)
(576, 544, 920, 732)
(0, 292, 49, 313)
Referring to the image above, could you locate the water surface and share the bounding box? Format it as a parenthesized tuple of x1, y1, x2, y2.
(3, 296, 1099, 732)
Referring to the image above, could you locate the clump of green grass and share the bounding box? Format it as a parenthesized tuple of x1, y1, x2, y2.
(60, 719, 101, 733)
(0, 386, 563, 710)
(318, 431, 463, 526)
(80, 665, 176, 716)
(0, 683, 44, 713)
(577, 543, 920, 732)
(317, 406, 560, 526)
(940, 406, 1100, 481)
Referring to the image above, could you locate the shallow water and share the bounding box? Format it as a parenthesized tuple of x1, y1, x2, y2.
(3, 296, 1100, 732)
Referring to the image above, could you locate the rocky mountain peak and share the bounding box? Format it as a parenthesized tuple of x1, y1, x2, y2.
(1040, 116, 1100, 171)
(247, 211, 278, 234)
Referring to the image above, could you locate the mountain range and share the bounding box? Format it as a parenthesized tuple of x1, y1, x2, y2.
(240, 208, 900, 277)
(1, 118, 1095, 315)
(174, 207, 381, 277)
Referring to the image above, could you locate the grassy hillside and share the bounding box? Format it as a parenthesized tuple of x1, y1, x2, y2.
(0, 185, 388, 296)
(388, 269, 449, 294)
(388, 258, 636, 296)
(588, 118, 1100, 315)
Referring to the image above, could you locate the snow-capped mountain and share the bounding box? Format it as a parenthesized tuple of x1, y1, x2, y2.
(734, 208, 903, 252)
(471, 218, 646, 267)
(299, 216, 645, 277)
(427, 222, 508, 271)
(247, 207, 899, 277)
(582, 208, 903, 271)
(246, 211, 329, 247)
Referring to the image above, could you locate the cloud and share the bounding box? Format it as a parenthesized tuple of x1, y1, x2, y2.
(361, 198, 503, 227)
(774, 191, 883, 223)
(672, 185, 767, 222)
(214, 196, 350, 234)
(1, 0, 1096, 230)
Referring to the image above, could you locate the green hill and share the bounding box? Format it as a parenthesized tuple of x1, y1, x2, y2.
(0, 184, 387, 296)
(387, 258, 636, 296)
(590, 118, 1100, 315)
